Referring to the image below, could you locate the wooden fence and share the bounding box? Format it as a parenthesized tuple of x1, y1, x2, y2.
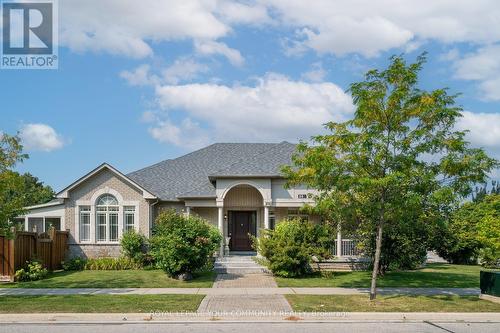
(0, 227, 69, 281)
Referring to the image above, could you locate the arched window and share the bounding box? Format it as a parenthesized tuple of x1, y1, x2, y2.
(96, 194, 119, 242)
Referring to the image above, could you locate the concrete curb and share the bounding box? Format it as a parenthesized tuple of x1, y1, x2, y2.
(0, 312, 499, 324)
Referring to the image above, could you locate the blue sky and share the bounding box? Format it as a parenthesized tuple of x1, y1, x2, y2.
(1, 0, 500, 191)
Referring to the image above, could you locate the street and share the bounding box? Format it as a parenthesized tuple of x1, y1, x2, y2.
(1, 322, 500, 333)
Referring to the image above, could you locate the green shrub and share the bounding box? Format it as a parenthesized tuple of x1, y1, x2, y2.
(254, 219, 334, 277)
(84, 257, 142, 270)
(121, 230, 147, 263)
(14, 260, 48, 281)
(359, 217, 429, 272)
(63, 257, 142, 270)
(149, 210, 222, 278)
(62, 257, 86, 271)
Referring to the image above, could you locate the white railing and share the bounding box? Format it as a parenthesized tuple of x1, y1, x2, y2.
(332, 239, 358, 257)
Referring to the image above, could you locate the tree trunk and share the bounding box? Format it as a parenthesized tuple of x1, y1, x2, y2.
(369, 222, 383, 300)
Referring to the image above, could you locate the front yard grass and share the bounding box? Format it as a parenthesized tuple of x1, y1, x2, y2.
(286, 295, 500, 312)
(0, 294, 204, 313)
(0, 270, 215, 288)
(275, 263, 480, 288)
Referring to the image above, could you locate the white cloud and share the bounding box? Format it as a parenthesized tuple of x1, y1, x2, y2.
(457, 111, 500, 152)
(263, 0, 500, 57)
(162, 58, 209, 84)
(121, 58, 209, 87)
(60, 0, 232, 58)
(217, 1, 271, 25)
(148, 117, 210, 149)
(194, 40, 245, 66)
(19, 124, 65, 152)
(301, 62, 327, 82)
(120, 64, 160, 86)
(453, 45, 500, 100)
(150, 73, 354, 146)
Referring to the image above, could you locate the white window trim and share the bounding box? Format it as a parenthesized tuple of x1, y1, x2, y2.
(123, 206, 138, 233)
(76, 192, 139, 244)
(78, 206, 91, 243)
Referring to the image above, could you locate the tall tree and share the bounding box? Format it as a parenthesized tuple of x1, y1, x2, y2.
(0, 133, 28, 232)
(18, 173, 55, 206)
(283, 54, 498, 299)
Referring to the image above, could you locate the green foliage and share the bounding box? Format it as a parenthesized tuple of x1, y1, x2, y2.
(0, 170, 26, 235)
(282, 54, 498, 296)
(360, 218, 429, 271)
(18, 173, 55, 206)
(436, 194, 500, 267)
(255, 219, 334, 277)
(62, 257, 87, 271)
(149, 210, 222, 277)
(120, 230, 147, 263)
(14, 260, 48, 281)
(62, 257, 143, 271)
(84, 257, 142, 270)
(1, 133, 55, 235)
(0, 133, 27, 171)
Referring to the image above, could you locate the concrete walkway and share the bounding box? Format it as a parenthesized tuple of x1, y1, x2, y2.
(197, 255, 293, 313)
(0, 287, 480, 296)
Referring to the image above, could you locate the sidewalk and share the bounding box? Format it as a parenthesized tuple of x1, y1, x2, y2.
(0, 312, 498, 323)
(0, 287, 480, 296)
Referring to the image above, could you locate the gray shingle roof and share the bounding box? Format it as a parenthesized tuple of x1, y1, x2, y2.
(127, 142, 297, 201)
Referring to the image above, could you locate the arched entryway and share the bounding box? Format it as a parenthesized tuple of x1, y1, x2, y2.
(223, 184, 264, 252)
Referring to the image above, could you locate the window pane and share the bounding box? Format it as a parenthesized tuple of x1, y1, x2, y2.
(97, 194, 118, 206)
(96, 213, 107, 241)
(28, 217, 43, 233)
(124, 206, 135, 212)
(124, 213, 134, 232)
(80, 212, 90, 241)
(45, 217, 61, 232)
(109, 213, 118, 241)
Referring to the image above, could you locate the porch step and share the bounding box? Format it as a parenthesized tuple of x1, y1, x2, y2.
(214, 255, 269, 274)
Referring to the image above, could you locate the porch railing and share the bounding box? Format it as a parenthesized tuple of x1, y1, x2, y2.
(332, 239, 358, 257)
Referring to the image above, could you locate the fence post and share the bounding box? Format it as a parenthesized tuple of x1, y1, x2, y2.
(49, 227, 56, 270)
(8, 227, 16, 281)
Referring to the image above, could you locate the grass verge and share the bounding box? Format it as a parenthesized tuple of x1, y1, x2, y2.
(275, 263, 480, 288)
(0, 294, 204, 313)
(0, 270, 215, 288)
(285, 294, 500, 312)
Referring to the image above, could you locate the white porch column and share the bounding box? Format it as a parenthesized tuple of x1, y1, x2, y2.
(218, 206, 224, 257)
(24, 217, 28, 231)
(336, 224, 342, 258)
(186, 206, 191, 216)
(264, 206, 270, 230)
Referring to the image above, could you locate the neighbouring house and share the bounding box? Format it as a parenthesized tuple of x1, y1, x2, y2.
(17, 142, 355, 259)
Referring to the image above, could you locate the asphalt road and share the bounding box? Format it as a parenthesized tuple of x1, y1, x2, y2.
(1, 322, 500, 333)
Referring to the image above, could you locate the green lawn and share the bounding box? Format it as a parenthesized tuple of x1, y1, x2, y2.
(0, 295, 204, 313)
(0, 270, 215, 288)
(276, 264, 481, 288)
(286, 295, 500, 312)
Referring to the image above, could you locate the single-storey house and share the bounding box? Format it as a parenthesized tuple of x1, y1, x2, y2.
(18, 142, 353, 258)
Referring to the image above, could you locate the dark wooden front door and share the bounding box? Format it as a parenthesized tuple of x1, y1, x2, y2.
(229, 211, 256, 251)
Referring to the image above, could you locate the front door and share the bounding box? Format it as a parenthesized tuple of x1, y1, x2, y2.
(229, 211, 256, 251)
